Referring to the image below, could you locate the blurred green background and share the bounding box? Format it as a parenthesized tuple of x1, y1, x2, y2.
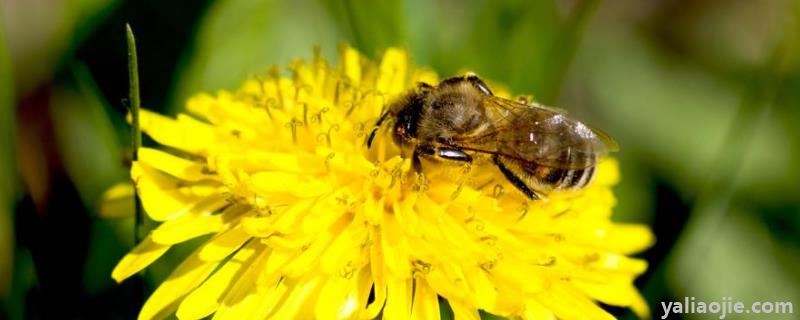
(1, 0, 799, 319)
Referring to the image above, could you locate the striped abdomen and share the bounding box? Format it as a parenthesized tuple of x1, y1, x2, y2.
(493, 153, 598, 199)
(524, 161, 597, 190)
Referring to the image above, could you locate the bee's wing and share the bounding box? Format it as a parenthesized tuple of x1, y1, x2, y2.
(454, 96, 617, 170)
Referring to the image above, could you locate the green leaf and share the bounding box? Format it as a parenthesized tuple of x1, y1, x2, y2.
(667, 201, 800, 319)
(3, 0, 119, 95)
(426, 1, 562, 98)
(170, 0, 345, 113)
(82, 218, 133, 294)
(2, 252, 36, 320)
(49, 65, 126, 211)
(578, 30, 792, 198)
(611, 152, 655, 224)
(318, 0, 406, 57)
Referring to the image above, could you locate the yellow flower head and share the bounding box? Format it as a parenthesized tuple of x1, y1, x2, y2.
(111, 46, 654, 320)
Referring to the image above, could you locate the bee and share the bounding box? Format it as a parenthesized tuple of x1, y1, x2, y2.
(367, 74, 617, 199)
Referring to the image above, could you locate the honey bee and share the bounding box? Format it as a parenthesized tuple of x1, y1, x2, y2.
(367, 74, 617, 199)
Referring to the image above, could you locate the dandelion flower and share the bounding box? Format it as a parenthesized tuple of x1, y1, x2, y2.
(110, 46, 654, 320)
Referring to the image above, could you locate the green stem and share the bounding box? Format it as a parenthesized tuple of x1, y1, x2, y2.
(126, 24, 142, 244)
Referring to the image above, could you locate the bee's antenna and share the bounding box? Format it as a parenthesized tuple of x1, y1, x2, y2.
(367, 84, 429, 148)
(366, 111, 391, 148)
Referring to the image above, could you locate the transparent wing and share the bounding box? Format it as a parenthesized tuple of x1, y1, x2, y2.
(451, 96, 617, 169)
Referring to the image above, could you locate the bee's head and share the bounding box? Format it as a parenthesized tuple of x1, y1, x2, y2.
(366, 84, 431, 148)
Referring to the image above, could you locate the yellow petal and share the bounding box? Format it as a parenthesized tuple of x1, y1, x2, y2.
(313, 275, 359, 320)
(111, 236, 170, 282)
(365, 234, 387, 319)
(281, 226, 337, 278)
(137, 110, 216, 154)
(250, 171, 332, 198)
(449, 300, 480, 320)
(465, 266, 498, 313)
(630, 291, 650, 319)
(132, 163, 195, 221)
(257, 248, 293, 288)
(381, 213, 410, 278)
(410, 279, 440, 320)
(138, 249, 220, 320)
(536, 284, 615, 320)
(522, 300, 556, 320)
(376, 48, 408, 95)
(177, 241, 259, 320)
(268, 276, 322, 319)
(554, 223, 655, 256)
(383, 277, 412, 320)
(599, 224, 655, 255)
(492, 259, 545, 295)
(340, 45, 362, 86)
(184, 93, 215, 118)
(411, 68, 438, 86)
(354, 267, 375, 319)
(151, 200, 239, 245)
(290, 60, 317, 94)
(211, 251, 274, 320)
(592, 158, 619, 187)
(425, 263, 471, 303)
(213, 278, 289, 320)
(243, 199, 315, 237)
(574, 280, 646, 315)
(138, 147, 210, 182)
(98, 182, 134, 219)
(319, 221, 367, 274)
(244, 151, 305, 173)
(198, 224, 252, 261)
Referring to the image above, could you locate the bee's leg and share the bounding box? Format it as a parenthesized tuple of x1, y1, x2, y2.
(493, 155, 539, 200)
(412, 145, 472, 172)
(412, 144, 435, 173)
(438, 74, 493, 96)
(367, 110, 393, 147)
(436, 147, 472, 163)
(465, 74, 494, 96)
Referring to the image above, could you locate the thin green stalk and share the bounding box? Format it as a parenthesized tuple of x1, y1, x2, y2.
(126, 23, 148, 311)
(126, 24, 142, 244)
